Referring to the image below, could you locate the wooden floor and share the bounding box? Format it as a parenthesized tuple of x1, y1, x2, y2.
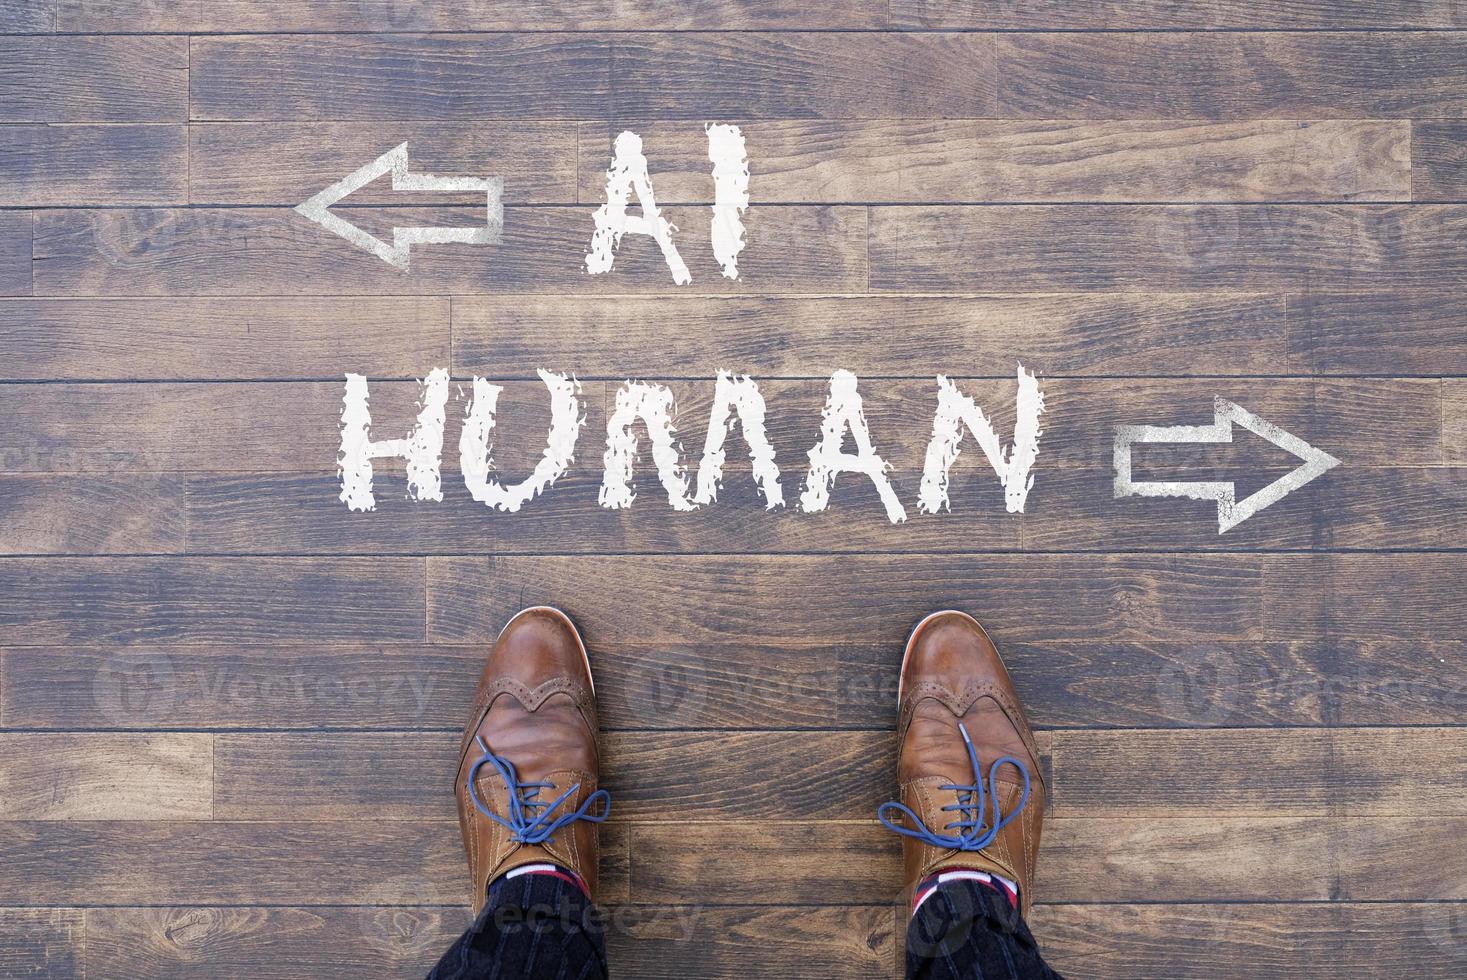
(2, 3, 1467, 978)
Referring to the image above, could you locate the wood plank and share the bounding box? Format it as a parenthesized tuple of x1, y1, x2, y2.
(189, 122, 577, 206)
(1410, 120, 1467, 200)
(0, 644, 483, 730)
(0, 821, 469, 905)
(32, 205, 866, 295)
(996, 33, 1467, 119)
(1027, 466, 1467, 551)
(0, 381, 462, 473)
(86, 904, 892, 980)
(184, 470, 1026, 555)
(0, 211, 31, 297)
(0, 125, 185, 207)
(0, 820, 631, 907)
(0, 557, 426, 644)
(86, 905, 469, 980)
(212, 726, 1467, 825)
(0, 910, 81, 980)
(190, 34, 995, 121)
(213, 731, 903, 822)
(190, 34, 612, 121)
(452, 294, 1289, 378)
(0, 298, 449, 381)
(184, 463, 1457, 556)
(893, 0, 1467, 29)
(578, 120, 1410, 203)
(1287, 292, 1467, 374)
(869, 205, 1467, 293)
(1033, 903, 1467, 980)
(1265, 554, 1467, 641)
(1446, 380, 1466, 463)
(428, 554, 1267, 647)
(0, 0, 52, 32)
(61, 0, 888, 31)
(0, 474, 185, 554)
(723, 377, 1442, 472)
(0, 36, 187, 123)
(631, 817, 1341, 905)
(9, 638, 1464, 732)
(1052, 727, 1467, 817)
(0, 733, 210, 819)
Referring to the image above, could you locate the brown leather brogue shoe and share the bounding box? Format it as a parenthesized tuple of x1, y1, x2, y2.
(880, 610, 1048, 918)
(455, 606, 609, 914)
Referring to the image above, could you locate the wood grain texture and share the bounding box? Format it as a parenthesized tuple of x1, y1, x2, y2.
(0, 474, 185, 554)
(41, 373, 1407, 479)
(1051, 727, 1467, 817)
(0, 36, 187, 123)
(190, 34, 612, 121)
(0, 558, 427, 644)
(431, 554, 1460, 647)
(1287, 292, 1467, 374)
(0, 125, 185, 207)
(190, 34, 996, 121)
(893, 0, 1467, 29)
(1445, 380, 1466, 463)
(452, 294, 1290, 378)
(0, 644, 483, 730)
(1410, 120, 1467, 200)
(0, 733, 211, 819)
(84, 904, 892, 980)
(996, 33, 1467, 119)
(429, 554, 1267, 647)
(33, 205, 865, 295)
(181, 465, 1456, 556)
(85, 905, 469, 980)
(869, 205, 1467, 292)
(578, 120, 1411, 203)
(1265, 554, 1467, 640)
(8, 638, 1464, 732)
(657, 816, 1454, 904)
(0, 298, 450, 380)
(213, 730, 902, 822)
(0, 0, 53, 32)
(0, 821, 470, 905)
(1033, 903, 1467, 980)
(5, 12, 1465, 974)
(188, 122, 578, 206)
(210, 726, 1467, 827)
(59, 0, 888, 31)
(0, 910, 81, 980)
(0, 212, 31, 297)
(1027, 466, 1467, 551)
(183, 470, 1027, 555)
(0, 379, 595, 474)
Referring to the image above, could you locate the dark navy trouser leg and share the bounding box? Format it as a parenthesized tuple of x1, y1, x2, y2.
(426, 874, 607, 980)
(906, 881, 1065, 980)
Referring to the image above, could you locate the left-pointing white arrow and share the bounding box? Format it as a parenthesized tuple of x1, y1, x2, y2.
(295, 142, 503, 270)
(1114, 396, 1342, 533)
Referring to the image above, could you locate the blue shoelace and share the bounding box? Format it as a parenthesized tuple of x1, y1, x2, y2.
(466, 735, 611, 845)
(878, 723, 1031, 851)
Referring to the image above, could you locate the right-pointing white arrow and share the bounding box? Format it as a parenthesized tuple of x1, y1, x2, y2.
(295, 142, 503, 270)
(1114, 397, 1342, 533)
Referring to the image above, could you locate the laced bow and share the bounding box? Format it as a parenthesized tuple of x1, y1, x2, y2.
(878, 723, 1030, 851)
(466, 735, 611, 845)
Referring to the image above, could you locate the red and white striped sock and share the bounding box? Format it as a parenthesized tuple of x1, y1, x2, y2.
(499, 862, 589, 896)
(912, 868, 1018, 916)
